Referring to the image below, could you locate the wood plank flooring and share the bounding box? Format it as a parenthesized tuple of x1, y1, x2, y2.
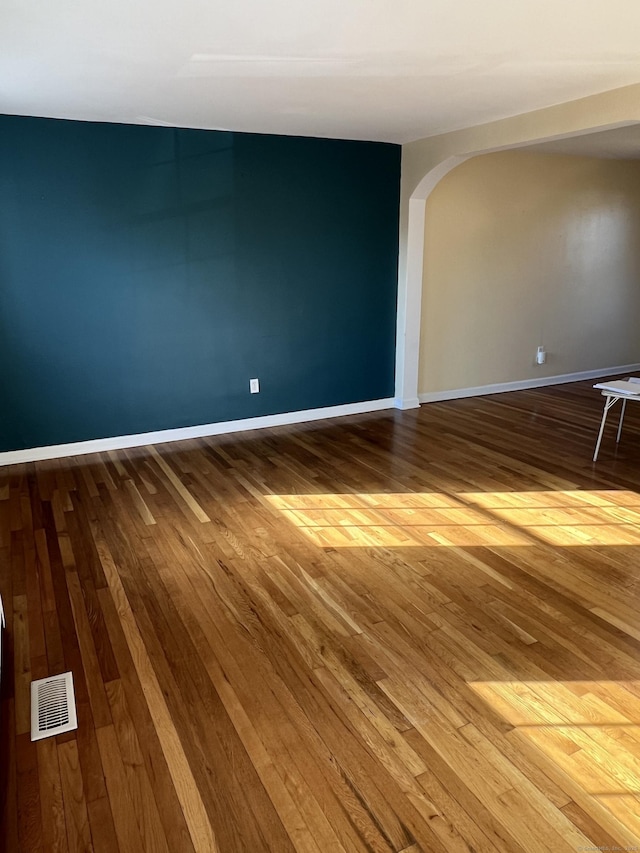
(3, 377, 640, 851)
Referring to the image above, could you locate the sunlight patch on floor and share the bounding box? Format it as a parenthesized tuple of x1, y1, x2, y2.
(265, 490, 640, 548)
(469, 680, 640, 803)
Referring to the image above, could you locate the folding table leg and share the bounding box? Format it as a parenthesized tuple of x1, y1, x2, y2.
(616, 397, 627, 443)
(593, 395, 617, 462)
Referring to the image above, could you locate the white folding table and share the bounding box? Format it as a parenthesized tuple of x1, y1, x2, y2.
(592, 378, 640, 462)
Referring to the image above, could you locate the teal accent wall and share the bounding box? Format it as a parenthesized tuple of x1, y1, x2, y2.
(0, 116, 400, 451)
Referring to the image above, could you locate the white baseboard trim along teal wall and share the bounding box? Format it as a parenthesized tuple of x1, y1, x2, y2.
(7, 362, 638, 465)
(0, 398, 395, 466)
(419, 363, 640, 403)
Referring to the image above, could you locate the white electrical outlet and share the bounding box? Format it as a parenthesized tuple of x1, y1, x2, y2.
(250, 378, 260, 394)
(536, 346, 546, 365)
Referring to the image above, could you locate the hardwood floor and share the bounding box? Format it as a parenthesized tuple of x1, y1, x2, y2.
(3, 378, 640, 851)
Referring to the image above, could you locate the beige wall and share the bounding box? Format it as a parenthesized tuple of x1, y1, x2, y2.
(419, 150, 640, 394)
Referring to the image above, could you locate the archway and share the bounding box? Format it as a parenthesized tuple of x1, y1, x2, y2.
(394, 121, 640, 409)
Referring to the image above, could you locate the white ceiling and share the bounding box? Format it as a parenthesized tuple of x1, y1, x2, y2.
(3, 0, 640, 144)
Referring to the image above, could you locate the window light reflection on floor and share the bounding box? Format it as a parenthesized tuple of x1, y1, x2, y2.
(265, 491, 640, 548)
(469, 680, 640, 808)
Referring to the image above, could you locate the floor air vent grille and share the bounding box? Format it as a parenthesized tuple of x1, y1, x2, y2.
(31, 672, 78, 741)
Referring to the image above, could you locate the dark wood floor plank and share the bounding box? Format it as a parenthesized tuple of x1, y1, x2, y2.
(16, 733, 42, 852)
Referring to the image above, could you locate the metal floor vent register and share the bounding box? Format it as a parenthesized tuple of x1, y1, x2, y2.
(30, 672, 78, 741)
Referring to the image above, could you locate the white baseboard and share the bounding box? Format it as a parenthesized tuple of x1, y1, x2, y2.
(0, 397, 395, 467)
(419, 363, 640, 404)
(394, 396, 421, 410)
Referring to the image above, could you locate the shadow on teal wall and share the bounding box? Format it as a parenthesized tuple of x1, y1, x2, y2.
(0, 116, 400, 451)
